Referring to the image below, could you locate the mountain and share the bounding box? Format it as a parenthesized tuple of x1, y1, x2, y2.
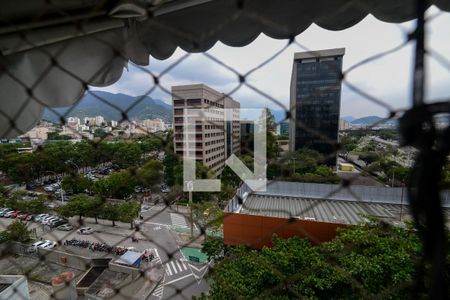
(42, 91, 172, 123)
(342, 116, 356, 122)
(351, 116, 383, 125)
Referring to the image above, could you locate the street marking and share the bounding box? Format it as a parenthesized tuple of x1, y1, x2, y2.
(189, 264, 208, 272)
(165, 265, 172, 276)
(170, 213, 188, 228)
(164, 260, 190, 277)
(164, 273, 194, 286)
(175, 260, 183, 271)
(142, 221, 170, 228)
(153, 226, 162, 231)
(152, 283, 164, 299)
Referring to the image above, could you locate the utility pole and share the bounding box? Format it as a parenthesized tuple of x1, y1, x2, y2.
(189, 190, 193, 238)
(400, 182, 404, 221)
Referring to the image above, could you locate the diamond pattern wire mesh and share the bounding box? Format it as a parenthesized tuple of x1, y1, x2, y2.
(0, 1, 449, 299)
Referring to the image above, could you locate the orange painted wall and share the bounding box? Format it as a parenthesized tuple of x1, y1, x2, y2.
(223, 212, 348, 248)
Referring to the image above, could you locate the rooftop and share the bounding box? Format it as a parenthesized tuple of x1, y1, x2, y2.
(239, 194, 405, 225)
(226, 181, 450, 225)
(294, 48, 345, 60)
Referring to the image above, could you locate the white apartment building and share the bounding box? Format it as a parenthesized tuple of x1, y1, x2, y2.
(95, 116, 105, 126)
(67, 117, 80, 126)
(172, 84, 240, 175)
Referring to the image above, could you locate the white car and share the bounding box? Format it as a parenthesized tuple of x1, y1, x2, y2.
(4, 211, 15, 218)
(39, 240, 57, 249)
(35, 214, 49, 222)
(0, 208, 12, 217)
(29, 241, 46, 252)
(40, 215, 56, 224)
(42, 216, 59, 225)
(44, 186, 54, 192)
(77, 227, 94, 235)
(57, 224, 73, 231)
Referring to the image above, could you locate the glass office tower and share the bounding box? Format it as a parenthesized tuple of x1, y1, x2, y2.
(289, 48, 345, 167)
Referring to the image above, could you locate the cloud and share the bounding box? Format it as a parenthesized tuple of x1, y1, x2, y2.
(92, 6, 450, 118)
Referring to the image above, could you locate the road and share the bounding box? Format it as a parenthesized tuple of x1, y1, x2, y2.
(140, 204, 210, 300)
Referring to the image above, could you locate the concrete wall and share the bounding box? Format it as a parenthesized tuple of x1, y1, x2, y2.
(0, 275, 30, 300)
(223, 212, 347, 248)
(38, 248, 94, 270)
(108, 262, 141, 279)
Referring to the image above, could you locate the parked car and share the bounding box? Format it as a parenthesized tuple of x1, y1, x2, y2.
(11, 211, 21, 218)
(49, 219, 65, 228)
(35, 214, 49, 222)
(77, 227, 94, 235)
(0, 208, 12, 216)
(26, 191, 38, 197)
(46, 203, 56, 209)
(4, 210, 15, 218)
(44, 186, 54, 192)
(18, 213, 30, 221)
(43, 216, 59, 225)
(26, 214, 35, 221)
(40, 215, 55, 224)
(56, 224, 73, 231)
(30, 241, 46, 252)
(39, 240, 57, 249)
(26, 183, 36, 190)
(160, 184, 171, 193)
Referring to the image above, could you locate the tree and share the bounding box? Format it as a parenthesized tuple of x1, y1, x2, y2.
(207, 222, 435, 299)
(62, 174, 93, 194)
(101, 203, 120, 227)
(192, 201, 223, 231)
(5, 220, 32, 243)
(137, 160, 163, 188)
(111, 142, 143, 168)
(58, 194, 101, 223)
(360, 151, 380, 165)
(163, 151, 179, 187)
(94, 170, 138, 199)
(47, 132, 71, 140)
(202, 236, 225, 260)
(118, 201, 141, 229)
(23, 197, 48, 214)
(94, 128, 107, 138)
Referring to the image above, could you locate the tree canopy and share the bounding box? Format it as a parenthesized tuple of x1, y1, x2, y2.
(206, 221, 442, 299)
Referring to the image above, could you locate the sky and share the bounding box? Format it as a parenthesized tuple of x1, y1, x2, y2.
(94, 6, 450, 118)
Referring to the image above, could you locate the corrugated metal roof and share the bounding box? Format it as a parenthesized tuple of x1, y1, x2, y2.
(238, 194, 407, 225)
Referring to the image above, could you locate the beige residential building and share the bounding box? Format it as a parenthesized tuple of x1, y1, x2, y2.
(339, 119, 352, 130)
(142, 118, 167, 132)
(20, 126, 53, 140)
(172, 84, 240, 175)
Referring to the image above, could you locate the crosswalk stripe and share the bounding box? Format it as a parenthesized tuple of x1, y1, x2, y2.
(166, 264, 172, 276)
(164, 259, 191, 277)
(170, 213, 188, 228)
(175, 260, 182, 271)
(152, 283, 164, 298)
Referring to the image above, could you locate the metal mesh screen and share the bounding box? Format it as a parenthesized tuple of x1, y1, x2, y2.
(0, 1, 449, 299)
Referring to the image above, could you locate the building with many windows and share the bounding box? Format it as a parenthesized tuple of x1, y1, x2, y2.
(289, 48, 345, 166)
(172, 84, 240, 175)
